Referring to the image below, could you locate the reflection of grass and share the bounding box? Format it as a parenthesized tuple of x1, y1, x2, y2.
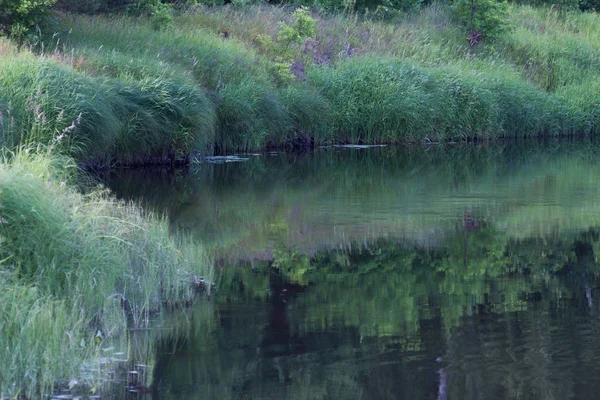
(280, 229, 587, 340)
(106, 141, 600, 259)
(0, 151, 212, 398)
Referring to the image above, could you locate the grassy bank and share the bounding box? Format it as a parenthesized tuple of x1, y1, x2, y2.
(0, 4, 599, 164)
(0, 150, 212, 398)
(0, 45, 215, 167)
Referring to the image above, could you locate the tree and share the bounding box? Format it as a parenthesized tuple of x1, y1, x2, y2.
(455, 0, 509, 46)
(0, 0, 56, 38)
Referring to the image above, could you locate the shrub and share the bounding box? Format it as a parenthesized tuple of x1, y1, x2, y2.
(127, 0, 174, 29)
(0, 0, 56, 38)
(579, 0, 600, 10)
(455, 0, 509, 46)
(277, 6, 316, 46)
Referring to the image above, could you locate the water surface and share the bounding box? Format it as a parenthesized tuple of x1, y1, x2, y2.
(106, 140, 600, 400)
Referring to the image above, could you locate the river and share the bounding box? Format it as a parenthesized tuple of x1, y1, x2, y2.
(103, 139, 600, 400)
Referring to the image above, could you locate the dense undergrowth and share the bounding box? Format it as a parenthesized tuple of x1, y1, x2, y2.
(0, 3, 599, 164)
(0, 150, 212, 398)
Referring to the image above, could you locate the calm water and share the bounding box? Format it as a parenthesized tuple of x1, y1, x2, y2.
(105, 140, 600, 400)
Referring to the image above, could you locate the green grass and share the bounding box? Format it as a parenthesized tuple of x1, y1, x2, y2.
(0, 149, 212, 398)
(2, 3, 600, 158)
(0, 53, 215, 166)
(308, 57, 593, 142)
(2, 4, 600, 394)
(175, 4, 600, 142)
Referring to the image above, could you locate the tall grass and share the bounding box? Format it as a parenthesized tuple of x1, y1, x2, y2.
(175, 4, 600, 142)
(1, 4, 600, 160)
(0, 52, 215, 166)
(0, 150, 212, 398)
(307, 57, 594, 142)
(48, 13, 310, 153)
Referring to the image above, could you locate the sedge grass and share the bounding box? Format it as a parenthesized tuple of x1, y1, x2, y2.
(0, 53, 215, 166)
(0, 149, 212, 398)
(1, 4, 600, 160)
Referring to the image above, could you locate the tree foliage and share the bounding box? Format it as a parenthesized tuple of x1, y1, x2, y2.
(579, 0, 600, 10)
(455, 0, 509, 46)
(0, 0, 56, 38)
(276, 6, 316, 45)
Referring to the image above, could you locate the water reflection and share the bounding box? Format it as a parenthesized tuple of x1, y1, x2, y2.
(104, 140, 600, 400)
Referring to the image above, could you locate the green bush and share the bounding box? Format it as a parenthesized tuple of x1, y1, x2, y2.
(127, 0, 174, 29)
(277, 6, 316, 45)
(455, 0, 509, 45)
(0, 0, 56, 38)
(579, 0, 600, 10)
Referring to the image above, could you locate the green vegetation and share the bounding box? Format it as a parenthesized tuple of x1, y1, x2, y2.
(0, 51, 215, 166)
(0, 150, 212, 398)
(0, 3, 599, 163)
(0, 0, 55, 39)
(2, 0, 600, 396)
(455, 0, 509, 45)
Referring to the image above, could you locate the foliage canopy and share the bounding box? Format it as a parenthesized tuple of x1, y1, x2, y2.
(0, 0, 56, 38)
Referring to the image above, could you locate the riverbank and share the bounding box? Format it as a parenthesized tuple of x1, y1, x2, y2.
(1, 4, 600, 166)
(103, 139, 600, 399)
(1, 1, 600, 396)
(0, 150, 212, 398)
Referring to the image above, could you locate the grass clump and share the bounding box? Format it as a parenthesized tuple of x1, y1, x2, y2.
(307, 57, 590, 143)
(0, 53, 215, 166)
(0, 149, 212, 398)
(49, 13, 298, 153)
(0, 282, 89, 400)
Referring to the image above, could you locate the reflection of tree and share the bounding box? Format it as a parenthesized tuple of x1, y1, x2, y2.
(152, 224, 600, 399)
(104, 140, 600, 262)
(101, 139, 600, 398)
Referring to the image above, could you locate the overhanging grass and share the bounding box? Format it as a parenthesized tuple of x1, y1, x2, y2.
(0, 53, 216, 166)
(0, 150, 212, 398)
(307, 57, 595, 143)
